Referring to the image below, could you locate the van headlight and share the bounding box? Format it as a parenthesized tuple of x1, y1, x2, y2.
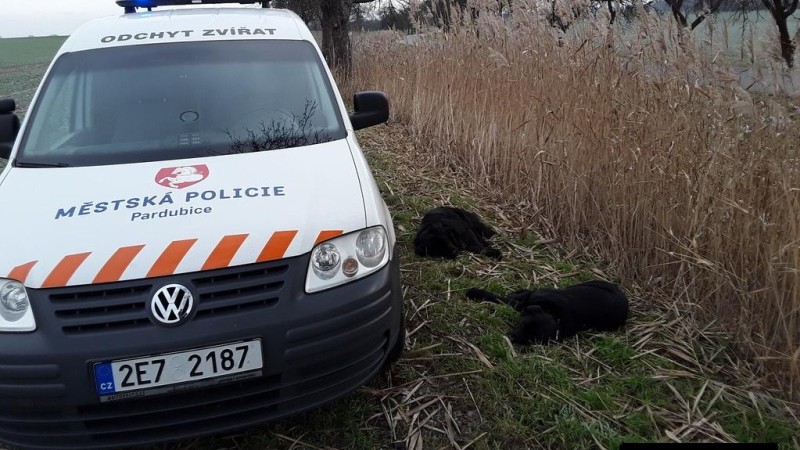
(0, 279, 36, 332)
(306, 226, 389, 293)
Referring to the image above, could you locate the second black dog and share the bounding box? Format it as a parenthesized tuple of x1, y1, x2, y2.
(414, 207, 501, 259)
(466, 280, 629, 344)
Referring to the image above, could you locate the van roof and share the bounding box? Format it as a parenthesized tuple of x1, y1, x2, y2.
(58, 8, 312, 55)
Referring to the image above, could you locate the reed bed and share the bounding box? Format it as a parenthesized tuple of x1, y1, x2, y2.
(349, 7, 800, 395)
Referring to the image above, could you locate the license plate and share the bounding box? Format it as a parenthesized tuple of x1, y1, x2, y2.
(93, 340, 262, 401)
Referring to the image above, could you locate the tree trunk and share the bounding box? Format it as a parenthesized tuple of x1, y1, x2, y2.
(776, 15, 796, 67)
(320, 0, 353, 76)
(606, 0, 616, 25)
(690, 0, 723, 30)
(763, 0, 799, 68)
(666, 0, 688, 28)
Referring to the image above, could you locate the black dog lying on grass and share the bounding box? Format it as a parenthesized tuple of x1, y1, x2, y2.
(467, 280, 629, 344)
(414, 207, 501, 259)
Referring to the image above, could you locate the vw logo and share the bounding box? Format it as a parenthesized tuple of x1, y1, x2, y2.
(151, 284, 194, 326)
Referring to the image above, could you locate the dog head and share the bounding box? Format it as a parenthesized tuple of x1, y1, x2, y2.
(509, 305, 559, 344)
(413, 223, 460, 259)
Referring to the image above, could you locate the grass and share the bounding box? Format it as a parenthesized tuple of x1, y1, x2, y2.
(0, 36, 66, 67)
(161, 122, 800, 449)
(344, 123, 800, 449)
(0, 32, 799, 449)
(0, 36, 65, 170)
(0, 35, 65, 128)
(349, 7, 800, 399)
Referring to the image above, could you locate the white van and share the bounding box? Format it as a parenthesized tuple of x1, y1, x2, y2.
(0, 2, 403, 448)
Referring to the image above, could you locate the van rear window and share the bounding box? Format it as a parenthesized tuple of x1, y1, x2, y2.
(17, 40, 347, 167)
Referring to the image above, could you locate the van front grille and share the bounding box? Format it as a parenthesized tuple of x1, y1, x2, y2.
(36, 261, 289, 335)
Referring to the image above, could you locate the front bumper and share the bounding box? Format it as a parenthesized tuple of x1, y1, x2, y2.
(0, 248, 402, 449)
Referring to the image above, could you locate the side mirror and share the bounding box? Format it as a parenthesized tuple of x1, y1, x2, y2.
(349, 91, 389, 131)
(0, 99, 20, 160)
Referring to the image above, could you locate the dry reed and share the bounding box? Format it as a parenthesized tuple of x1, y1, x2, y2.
(348, 5, 800, 395)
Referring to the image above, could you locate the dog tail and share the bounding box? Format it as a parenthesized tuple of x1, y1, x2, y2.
(466, 288, 506, 304)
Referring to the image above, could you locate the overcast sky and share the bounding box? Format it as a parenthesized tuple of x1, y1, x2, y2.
(0, 1, 260, 38)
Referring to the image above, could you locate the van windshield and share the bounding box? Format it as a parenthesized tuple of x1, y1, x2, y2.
(17, 40, 347, 167)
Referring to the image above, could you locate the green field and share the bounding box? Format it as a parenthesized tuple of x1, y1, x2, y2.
(0, 36, 65, 124)
(1, 35, 799, 450)
(0, 36, 65, 170)
(0, 36, 66, 67)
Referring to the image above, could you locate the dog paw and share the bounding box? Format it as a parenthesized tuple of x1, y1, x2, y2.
(466, 288, 491, 301)
(483, 247, 502, 259)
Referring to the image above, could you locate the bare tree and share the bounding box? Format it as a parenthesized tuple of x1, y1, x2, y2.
(665, 0, 724, 30)
(548, 0, 586, 32)
(761, 0, 799, 66)
(606, 0, 617, 25)
(425, 0, 468, 31)
(272, 0, 320, 26)
(729, 0, 799, 67)
(272, 0, 351, 72)
(380, 1, 414, 31)
(320, 0, 354, 74)
(317, 0, 377, 76)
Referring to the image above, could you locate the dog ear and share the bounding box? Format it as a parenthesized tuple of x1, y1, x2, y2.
(509, 308, 559, 345)
(527, 292, 568, 318)
(442, 226, 463, 259)
(522, 305, 543, 315)
(414, 223, 457, 259)
(501, 290, 532, 310)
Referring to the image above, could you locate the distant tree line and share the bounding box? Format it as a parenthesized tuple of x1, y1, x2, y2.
(660, 0, 798, 66)
(381, 0, 798, 67)
(277, 0, 798, 69)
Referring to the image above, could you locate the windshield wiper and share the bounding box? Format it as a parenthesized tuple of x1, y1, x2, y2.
(15, 161, 71, 168)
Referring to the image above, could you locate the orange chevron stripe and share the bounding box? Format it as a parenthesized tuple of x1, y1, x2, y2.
(315, 230, 344, 245)
(8, 261, 37, 283)
(42, 253, 92, 288)
(147, 239, 197, 278)
(202, 234, 249, 270)
(93, 245, 146, 284)
(257, 230, 298, 262)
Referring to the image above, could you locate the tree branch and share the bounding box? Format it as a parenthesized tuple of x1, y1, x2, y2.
(784, 0, 798, 17)
(690, 15, 706, 29)
(607, 0, 616, 25)
(666, 0, 689, 27)
(762, 0, 777, 17)
(690, 0, 724, 30)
